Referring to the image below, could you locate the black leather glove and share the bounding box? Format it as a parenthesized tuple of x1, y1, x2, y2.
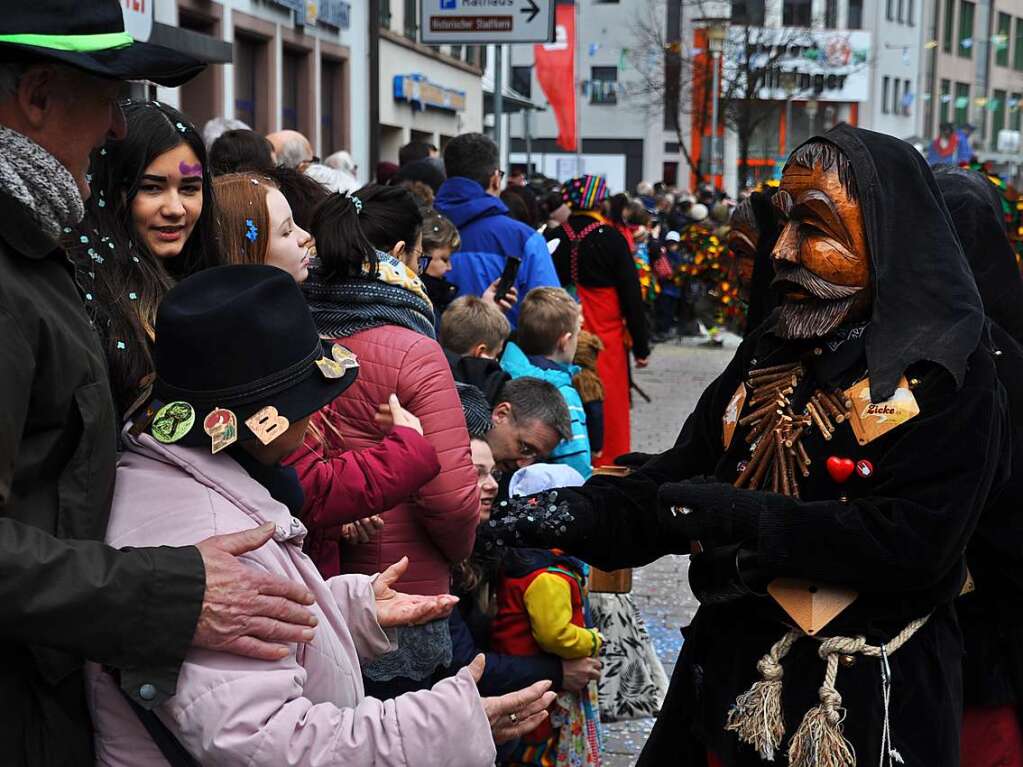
(481, 488, 593, 553)
(656, 478, 761, 545)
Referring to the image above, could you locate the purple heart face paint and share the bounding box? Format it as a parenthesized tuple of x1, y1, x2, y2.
(179, 161, 203, 177)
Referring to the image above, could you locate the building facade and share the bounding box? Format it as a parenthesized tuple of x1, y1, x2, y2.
(500, 0, 881, 195)
(151, 0, 367, 177)
(506, 0, 662, 194)
(375, 1, 484, 165)
(921, 0, 1023, 166)
(860, 0, 925, 139)
(698, 0, 874, 192)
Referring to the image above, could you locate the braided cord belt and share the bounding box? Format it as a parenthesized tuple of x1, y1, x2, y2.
(725, 613, 931, 766)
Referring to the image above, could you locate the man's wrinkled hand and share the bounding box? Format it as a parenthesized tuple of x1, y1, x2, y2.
(373, 557, 458, 628)
(193, 523, 317, 661)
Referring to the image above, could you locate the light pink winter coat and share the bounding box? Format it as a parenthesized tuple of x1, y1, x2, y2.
(84, 431, 496, 766)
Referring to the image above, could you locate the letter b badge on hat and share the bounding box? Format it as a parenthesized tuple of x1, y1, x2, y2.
(245, 406, 290, 446)
(149, 265, 359, 449)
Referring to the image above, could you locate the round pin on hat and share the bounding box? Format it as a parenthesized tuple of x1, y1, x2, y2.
(151, 401, 195, 444)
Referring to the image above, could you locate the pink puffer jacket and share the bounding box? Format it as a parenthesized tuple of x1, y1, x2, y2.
(315, 325, 480, 596)
(86, 431, 496, 766)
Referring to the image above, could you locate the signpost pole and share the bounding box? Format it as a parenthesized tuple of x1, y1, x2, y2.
(710, 48, 720, 183)
(525, 108, 533, 175)
(494, 44, 505, 165)
(574, 0, 581, 171)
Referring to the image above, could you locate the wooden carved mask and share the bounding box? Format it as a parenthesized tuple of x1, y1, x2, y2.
(726, 198, 758, 302)
(771, 149, 872, 339)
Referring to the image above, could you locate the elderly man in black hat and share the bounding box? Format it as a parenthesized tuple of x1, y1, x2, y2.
(0, 2, 321, 763)
(487, 125, 1011, 766)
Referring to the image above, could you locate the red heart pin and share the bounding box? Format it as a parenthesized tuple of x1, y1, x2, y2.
(826, 456, 855, 484)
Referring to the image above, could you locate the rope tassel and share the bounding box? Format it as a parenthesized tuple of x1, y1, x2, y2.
(725, 630, 799, 761)
(787, 653, 856, 767)
(726, 615, 931, 767)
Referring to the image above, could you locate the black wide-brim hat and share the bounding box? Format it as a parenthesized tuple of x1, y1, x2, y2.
(149, 265, 358, 449)
(0, 0, 204, 87)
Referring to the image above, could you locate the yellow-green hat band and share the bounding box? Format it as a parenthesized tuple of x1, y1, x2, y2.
(0, 31, 134, 53)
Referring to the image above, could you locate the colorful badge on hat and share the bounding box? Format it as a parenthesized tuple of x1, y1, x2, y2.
(151, 401, 195, 444)
(316, 343, 359, 379)
(203, 407, 238, 454)
(245, 406, 290, 445)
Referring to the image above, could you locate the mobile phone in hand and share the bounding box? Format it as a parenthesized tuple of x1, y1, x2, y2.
(495, 256, 522, 302)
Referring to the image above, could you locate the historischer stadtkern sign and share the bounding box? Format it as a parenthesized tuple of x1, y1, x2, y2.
(420, 0, 554, 44)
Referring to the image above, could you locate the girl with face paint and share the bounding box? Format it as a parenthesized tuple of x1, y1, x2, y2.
(69, 100, 223, 418)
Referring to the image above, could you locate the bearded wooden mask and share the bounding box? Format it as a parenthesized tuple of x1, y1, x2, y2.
(771, 142, 872, 339)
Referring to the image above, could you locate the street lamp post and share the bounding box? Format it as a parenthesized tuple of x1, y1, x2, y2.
(805, 97, 819, 137)
(780, 69, 797, 156)
(703, 19, 729, 185)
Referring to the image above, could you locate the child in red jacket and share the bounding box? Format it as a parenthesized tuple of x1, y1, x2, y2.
(491, 464, 603, 767)
(286, 391, 441, 579)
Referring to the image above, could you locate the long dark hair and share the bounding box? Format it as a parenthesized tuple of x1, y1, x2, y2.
(69, 100, 223, 417)
(311, 183, 423, 282)
(607, 192, 630, 226)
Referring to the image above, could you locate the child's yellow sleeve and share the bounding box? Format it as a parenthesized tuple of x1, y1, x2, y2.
(522, 572, 602, 659)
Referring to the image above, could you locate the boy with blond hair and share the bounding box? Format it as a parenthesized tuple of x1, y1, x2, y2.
(500, 287, 592, 477)
(440, 295, 512, 405)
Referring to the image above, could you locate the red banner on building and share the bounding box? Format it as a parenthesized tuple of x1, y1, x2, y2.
(534, 3, 576, 151)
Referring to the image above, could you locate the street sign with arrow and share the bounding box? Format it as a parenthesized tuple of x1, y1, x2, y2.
(420, 0, 555, 44)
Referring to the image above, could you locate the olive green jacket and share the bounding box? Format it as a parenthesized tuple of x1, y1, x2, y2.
(0, 189, 205, 765)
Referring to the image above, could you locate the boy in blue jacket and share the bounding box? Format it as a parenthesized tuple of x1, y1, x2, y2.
(500, 287, 592, 478)
(435, 133, 559, 327)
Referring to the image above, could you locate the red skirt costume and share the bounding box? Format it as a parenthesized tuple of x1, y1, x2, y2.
(550, 177, 650, 466)
(560, 215, 644, 466)
(576, 284, 631, 466)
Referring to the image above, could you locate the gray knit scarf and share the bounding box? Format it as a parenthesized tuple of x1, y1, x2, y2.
(0, 126, 84, 239)
(304, 268, 437, 340)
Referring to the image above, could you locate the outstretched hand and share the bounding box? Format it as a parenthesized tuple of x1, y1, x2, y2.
(193, 523, 317, 661)
(374, 394, 424, 435)
(469, 655, 557, 744)
(373, 557, 458, 628)
(341, 515, 385, 544)
(657, 478, 760, 545)
(481, 489, 591, 554)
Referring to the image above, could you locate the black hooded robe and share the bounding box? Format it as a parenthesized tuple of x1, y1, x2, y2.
(739, 189, 782, 336)
(490, 126, 1010, 766)
(935, 166, 1023, 737)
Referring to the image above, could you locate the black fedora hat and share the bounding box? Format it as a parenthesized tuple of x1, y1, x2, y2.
(0, 0, 204, 87)
(148, 265, 358, 450)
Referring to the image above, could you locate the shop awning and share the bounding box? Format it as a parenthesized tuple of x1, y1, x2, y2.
(482, 73, 544, 114)
(149, 22, 233, 64)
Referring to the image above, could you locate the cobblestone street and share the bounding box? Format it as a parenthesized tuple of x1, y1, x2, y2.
(599, 337, 738, 765)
